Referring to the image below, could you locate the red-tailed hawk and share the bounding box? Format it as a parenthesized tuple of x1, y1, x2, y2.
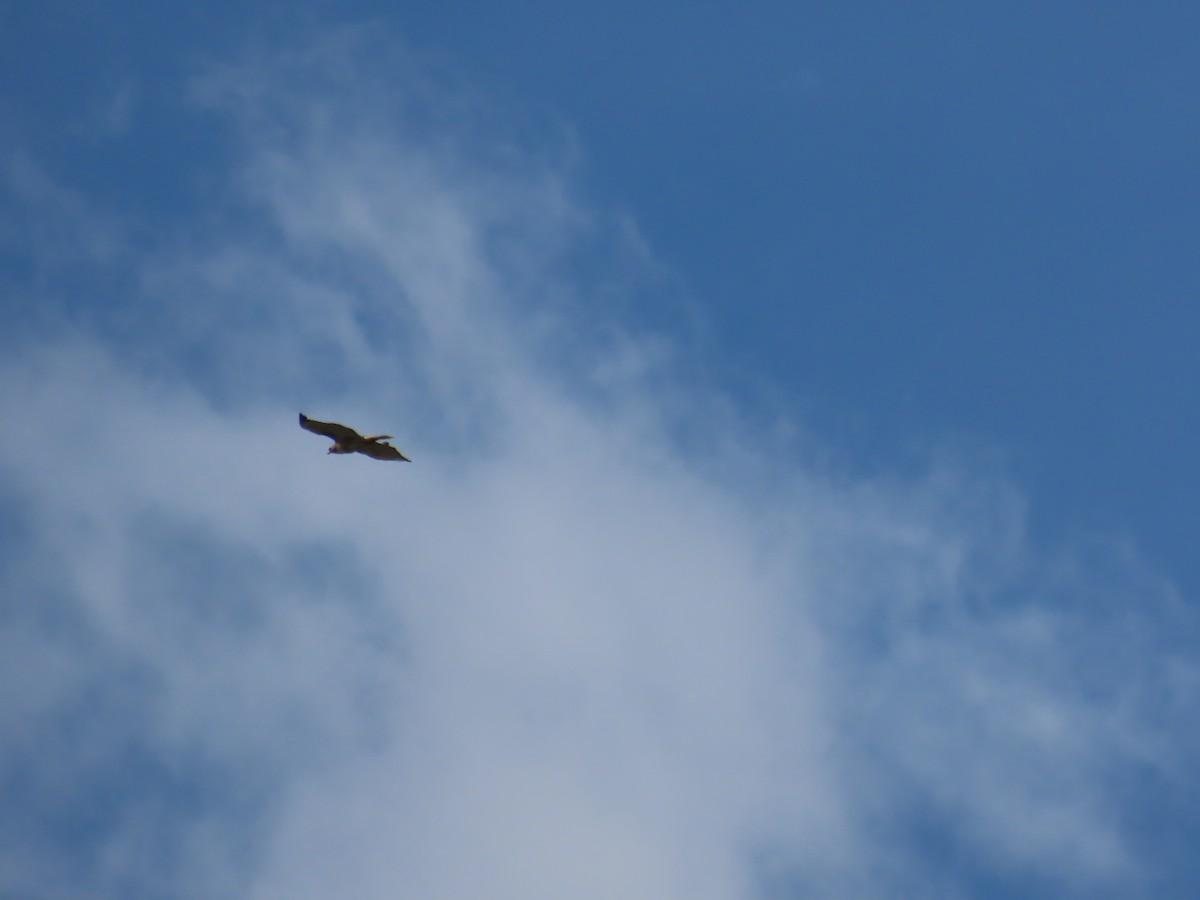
(299, 413, 411, 461)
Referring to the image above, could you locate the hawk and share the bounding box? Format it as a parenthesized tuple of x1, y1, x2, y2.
(299, 413, 411, 461)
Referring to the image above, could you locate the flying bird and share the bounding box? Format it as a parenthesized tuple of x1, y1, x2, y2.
(299, 413, 411, 461)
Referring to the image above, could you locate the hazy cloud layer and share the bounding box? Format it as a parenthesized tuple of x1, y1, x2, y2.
(2, 33, 1197, 899)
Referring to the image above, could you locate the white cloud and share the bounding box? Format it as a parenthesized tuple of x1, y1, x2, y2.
(1, 32, 1196, 899)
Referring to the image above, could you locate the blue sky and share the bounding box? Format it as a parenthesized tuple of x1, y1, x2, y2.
(2, 4, 1198, 898)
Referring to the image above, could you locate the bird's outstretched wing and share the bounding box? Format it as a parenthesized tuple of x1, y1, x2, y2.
(359, 441, 411, 462)
(299, 413, 361, 443)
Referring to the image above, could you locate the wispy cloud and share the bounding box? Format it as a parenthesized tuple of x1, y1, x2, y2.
(1, 31, 1196, 899)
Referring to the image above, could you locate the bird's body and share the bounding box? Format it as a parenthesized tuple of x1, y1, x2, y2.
(299, 413, 411, 461)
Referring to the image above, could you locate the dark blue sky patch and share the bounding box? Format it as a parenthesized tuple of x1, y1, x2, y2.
(125, 513, 280, 642)
(0, 638, 273, 898)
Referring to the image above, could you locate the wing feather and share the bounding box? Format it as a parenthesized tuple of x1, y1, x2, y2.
(299, 413, 361, 443)
(358, 441, 411, 462)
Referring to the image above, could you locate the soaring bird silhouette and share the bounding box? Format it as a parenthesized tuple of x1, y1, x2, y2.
(299, 413, 411, 461)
